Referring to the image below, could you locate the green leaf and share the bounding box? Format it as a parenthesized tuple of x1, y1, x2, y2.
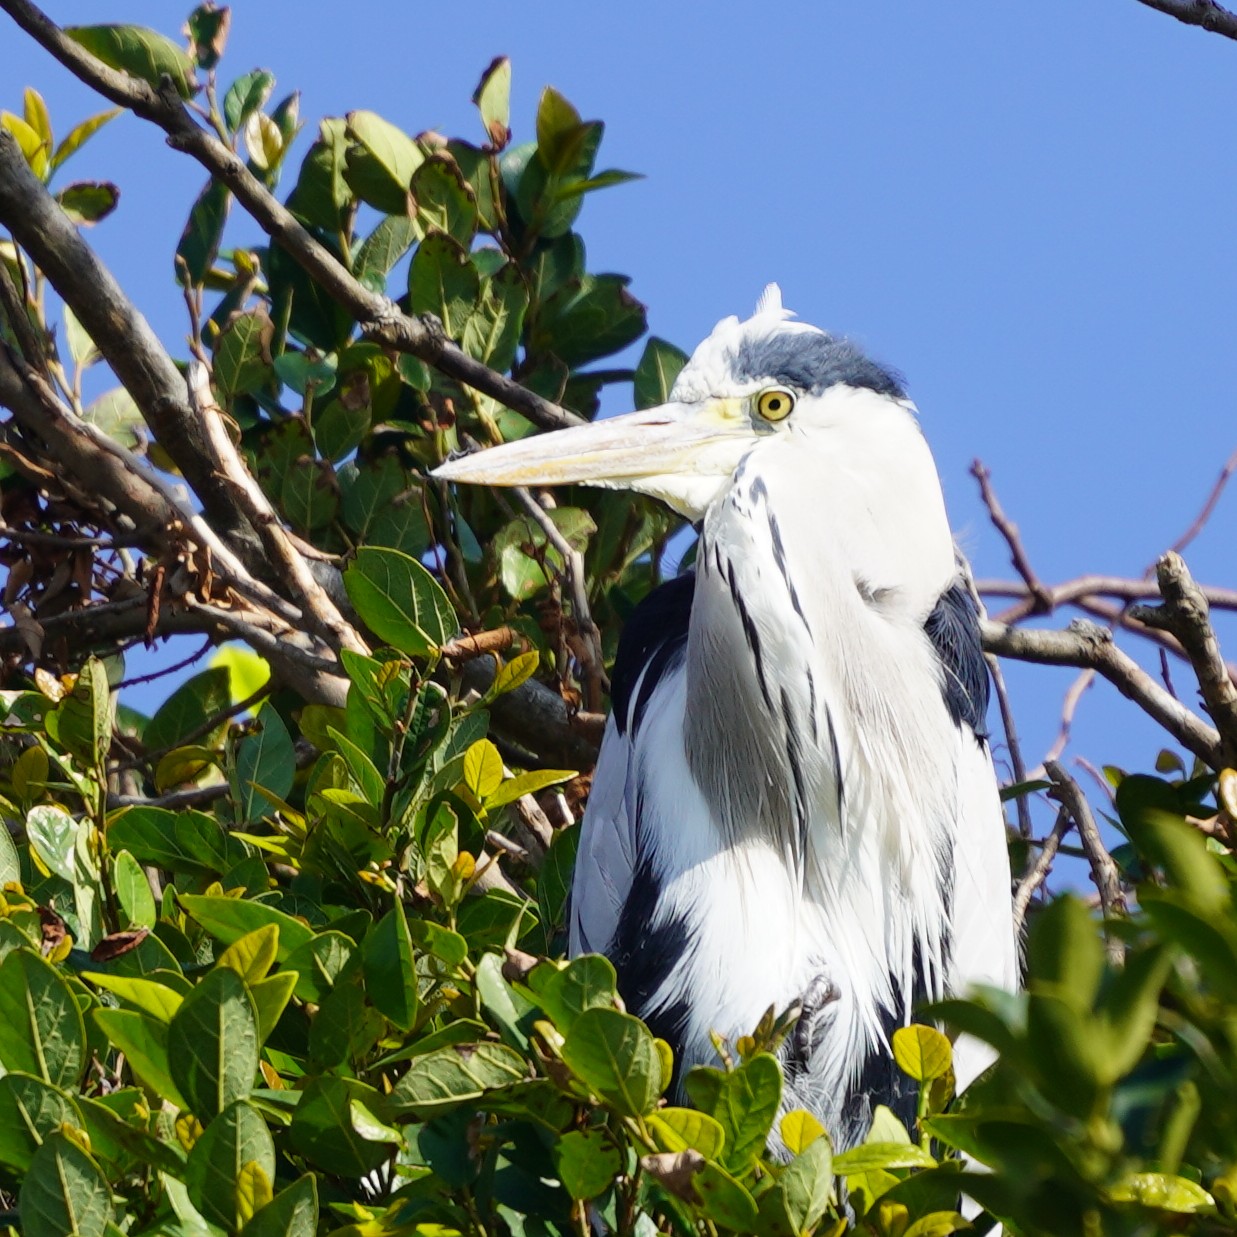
(82, 386, 145, 451)
(648, 1108, 727, 1160)
(186, 4, 230, 69)
(51, 108, 120, 172)
(107, 807, 230, 876)
(561, 1006, 664, 1118)
(473, 56, 511, 147)
(231, 702, 295, 825)
(224, 70, 275, 135)
(26, 804, 76, 881)
(57, 180, 119, 225)
(892, 1024, 953, 1082)
(112, 850, 156, 929)
(694, 1159, 759, 1230)
(308, 974, 382, 1068)
(0, 1071, 82, 1172)
(281, 930, 355, 1003)
(249, 971, 297, 1045)
(683, 1053, 782, 1173)
(185, 1099, 275, 1231)
(344, 109, 423, 213)
(210, 645, 270, 704)
(168, 965, 259, 1118)
(463, 738, 504, 801)
(389, 1041, 527, 1115)
(240, 1172, 318, 1237)
(83, 972, 183, 1022)
(495, 507, 597, 602)
(461, 261, 529, 373)
(92, 1009, 185, 1105)
(473, 951, 537, 1050)
(179, 894, 314, 958)
(486, 767, 574, 810)
(362, 905, 419, 1031)
(20, 1130, 114, 1237)
(412, 155, 478, 245)
(212, 308, 273, 401)
(177, 178, 231, 285)
(289, 1077, 392, 1176)
(344, 546, 456, 657)
(145, 667, 232, 752)
(1109, 1172, 1214, 1212)
(0, 948, 86, 1088)
(1027, 893, 1104, 1013)
(408, 232, 480, 337)
(216, 924, 281, 984)
(527, 954, 618, 1034)
(355, 214, 419, 288)
(556, 1128, 621, 1200)
(781, 1134, 834, 1233)
(535, 273, 646, 367)
(833, 1142, 936, 1174)
(49, 656, 110, 769)
(65, 24, 197, 98)
(633, 336, 688, 409)
(535, 86, 585, 174)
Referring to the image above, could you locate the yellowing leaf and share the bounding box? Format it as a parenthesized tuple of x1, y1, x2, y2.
(781, 1108, 825, 1155)
(463, 739, 503, 801)
(486, 768, 575, 810)
(217, 924, 280, 983)
(236, 1159, 274, 1224)
(892, 1024, 952, 1083)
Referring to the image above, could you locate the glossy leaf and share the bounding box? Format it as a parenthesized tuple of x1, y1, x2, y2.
(20, 1131, 113, 1237)
(65, 24, 197, 98)
(0, 948, 86, 1088)
(168, 965, 259, 1117)
(344, 546, 456, 657)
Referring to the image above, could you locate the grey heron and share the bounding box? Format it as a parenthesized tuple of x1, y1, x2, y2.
(434, 286, 1017, 1148)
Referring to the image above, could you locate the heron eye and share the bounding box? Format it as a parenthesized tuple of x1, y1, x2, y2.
(755, 388, 795, 422)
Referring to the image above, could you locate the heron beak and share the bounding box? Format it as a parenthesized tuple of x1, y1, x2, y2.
(431, 400, 754, 519)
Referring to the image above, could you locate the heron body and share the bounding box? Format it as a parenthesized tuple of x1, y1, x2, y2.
(435, 288, 1017, 1148)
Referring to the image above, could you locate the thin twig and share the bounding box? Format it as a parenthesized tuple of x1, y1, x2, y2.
(971, 460, 1052, 612)
(1031, 669, 1096, 776)
(513, 486, 607, 712)
(189, 362, 368, 656)
(114, 637, 213, 689)
(441, 627, 521, 663)
(1046, 760, 1126, 963)
(1013, 807, 1071, 933)
(1161, 445, 1237, 565)
(986, 652, 1033, 838)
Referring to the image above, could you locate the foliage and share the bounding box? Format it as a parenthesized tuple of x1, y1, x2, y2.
(1, 5, 1237, 1237)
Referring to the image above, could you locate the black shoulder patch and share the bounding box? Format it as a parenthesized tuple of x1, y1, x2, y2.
(611, 572, 695, 736)
(924, 582, 990, 739)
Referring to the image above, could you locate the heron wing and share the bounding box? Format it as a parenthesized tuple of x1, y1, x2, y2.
(926, 580, 1018, 1089)
(567, 572, 696, 959)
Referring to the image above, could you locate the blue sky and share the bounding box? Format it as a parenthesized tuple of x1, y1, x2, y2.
(3, 1, 1235, 840)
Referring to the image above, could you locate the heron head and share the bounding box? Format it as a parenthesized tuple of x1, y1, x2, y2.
(431, 285, 908, 520)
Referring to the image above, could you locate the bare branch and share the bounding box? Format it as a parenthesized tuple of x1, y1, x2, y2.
(1046, 760, 1126, 962)
(977, 574, 1237, 625)
(1031, 669, 1096, 777)
(1162, 445, 1237, 564)
(1132, 0, 1237, 42)
(971, 460, 1052, 613)
(981, 618, 1224, 769)
(1013, 807, 1070, 934)
(986, 653, 1033, 838)
(189, 362, 368, 656)
(0, 128, 258, 552)
(441, 626, 522, 663)
(1131, 551, 1237, 766)
(0, 0, 583, 436)
(514, 486, 606, 712)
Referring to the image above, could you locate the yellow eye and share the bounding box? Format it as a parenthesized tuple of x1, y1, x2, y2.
(755, 388, 795, 421)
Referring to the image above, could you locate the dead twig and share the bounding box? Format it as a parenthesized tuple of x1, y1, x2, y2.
(1013, 807, 1071, 934)
(971, 460, 1052, 613)
(1046, 760, 1126, 964)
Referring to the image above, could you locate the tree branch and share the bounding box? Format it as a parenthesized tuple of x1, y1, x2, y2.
(0, 127, 258, 553)
(1013, 806, 1070, 933)
(1131, 551, 1237, 766)
(1045, 760, 1126, 963)
(1132, 0, 1237, 41)
(0, 0, 583, 436)
(971, 460, 1052, 613)
(188, 361, 368, 657)
(981, 618, 1224, 769)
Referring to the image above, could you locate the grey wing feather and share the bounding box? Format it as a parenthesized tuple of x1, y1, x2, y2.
(568, 717, 636, 956)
